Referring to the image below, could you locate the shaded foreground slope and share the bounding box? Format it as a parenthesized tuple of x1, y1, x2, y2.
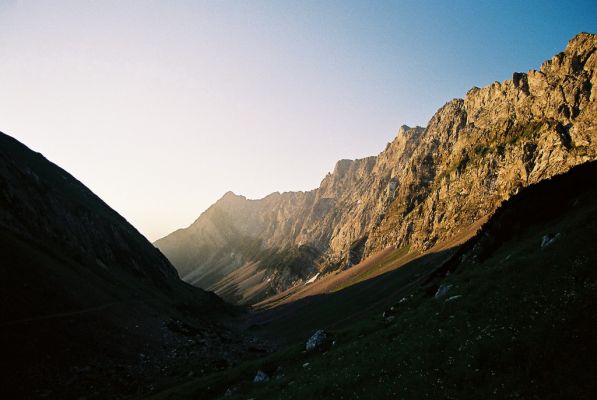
(157, 32, 597, 304)
(0, 132, 255, 399)
(150, 161, 597, 400)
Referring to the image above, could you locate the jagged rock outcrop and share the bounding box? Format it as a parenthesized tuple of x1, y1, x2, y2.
(367, 32, 596, 252)
(156, 33, 597, 304)
(156, 125, 426, 302)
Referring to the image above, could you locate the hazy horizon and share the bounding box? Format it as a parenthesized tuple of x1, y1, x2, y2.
(1, 1, 595, 241)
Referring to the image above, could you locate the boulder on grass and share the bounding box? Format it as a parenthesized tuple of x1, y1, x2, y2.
(306, 330, 330, 352)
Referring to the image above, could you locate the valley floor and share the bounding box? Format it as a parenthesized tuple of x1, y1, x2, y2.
(146, 162, 597, 400)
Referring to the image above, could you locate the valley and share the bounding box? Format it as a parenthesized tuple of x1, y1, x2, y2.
(151, 161, 597, 399)
(1, 32, 595, 400)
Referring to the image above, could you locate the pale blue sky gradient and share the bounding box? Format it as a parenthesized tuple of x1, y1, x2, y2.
(1, 1, 595, 240)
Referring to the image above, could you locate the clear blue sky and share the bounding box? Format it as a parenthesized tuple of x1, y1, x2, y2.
(1, 1, 595, 240)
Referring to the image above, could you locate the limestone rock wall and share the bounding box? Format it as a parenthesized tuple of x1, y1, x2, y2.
(156, 33, 597, 302)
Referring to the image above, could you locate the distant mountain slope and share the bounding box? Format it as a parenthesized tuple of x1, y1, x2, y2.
(246, 160, 597, 342)
(0, 132, 240, 399)
(156, 32, 596, 304)
(149, 161, 597, 400)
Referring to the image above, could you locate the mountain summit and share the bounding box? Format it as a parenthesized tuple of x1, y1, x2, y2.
(156, 33, 596, 304)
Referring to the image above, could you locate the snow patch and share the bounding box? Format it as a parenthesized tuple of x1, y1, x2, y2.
(305, 273, 320, 284)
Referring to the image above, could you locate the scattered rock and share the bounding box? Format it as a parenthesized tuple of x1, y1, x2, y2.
(253, 370, 269, 383)
(306, 329, 329, 351)
(435, 284, 453, 299)
(445, 295, 462, 302)
(382, 306, 396, 319)
(541, 233, 561, 248)
(382, 306, 397, 322)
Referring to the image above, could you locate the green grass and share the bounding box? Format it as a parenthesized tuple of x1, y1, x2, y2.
(507, 121, 543, 145)
(474, 144, 491, 157)
(439, 120, 545, 181)
(147, 164, 597, 400)
(334, 245, 413, 291)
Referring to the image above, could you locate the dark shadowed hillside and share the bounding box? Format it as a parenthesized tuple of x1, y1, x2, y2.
(0, 132, 259, 399)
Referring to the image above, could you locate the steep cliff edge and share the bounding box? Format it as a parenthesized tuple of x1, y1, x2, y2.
(156, 32, 597, 304)
(368, 32, 596, 252)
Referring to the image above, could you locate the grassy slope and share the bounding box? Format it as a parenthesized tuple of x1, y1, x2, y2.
(148, 162, 597, 400)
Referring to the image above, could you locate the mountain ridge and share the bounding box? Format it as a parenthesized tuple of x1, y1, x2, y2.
(156, 32, 596, 305)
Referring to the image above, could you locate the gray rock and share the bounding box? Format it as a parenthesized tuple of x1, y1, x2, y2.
(435, 284, 453, 299)
(306, 330, 328, 351)
(445, 295, 462, 302)
(155, 33, 597, 304)
(382, 306, 397, 321)
(541, 233, 561, 248)
(253, 370, 269, 383)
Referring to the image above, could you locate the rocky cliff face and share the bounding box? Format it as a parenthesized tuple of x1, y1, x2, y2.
(156, 33, 597, 304)
(368, 32, 596, 253)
